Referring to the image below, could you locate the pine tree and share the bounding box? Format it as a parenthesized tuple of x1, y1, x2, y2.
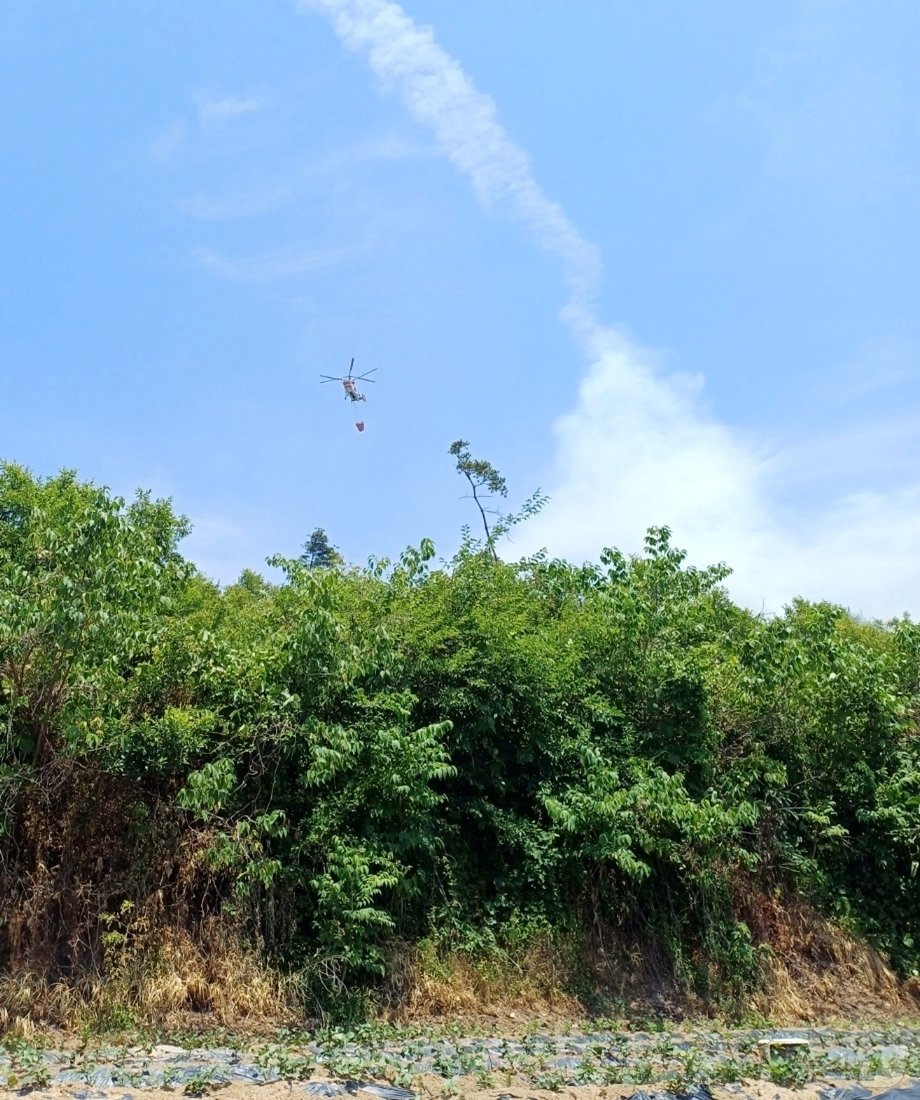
(449, 440, 508, 560)
(300, 527, 340, 568)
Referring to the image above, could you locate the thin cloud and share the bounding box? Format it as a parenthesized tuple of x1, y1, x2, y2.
(194, 91, 264, 124)
(821, 336, 919, 405)
(737, 8, 920, 204)
(297, 0, 601, 313)
(179, 183, 296, 221)
(300, 0, 920, 618)
(516, 335, 920, 618)
(773, 413, 920, 486)
(149, 119, 186, 164)
(192, 243, 362, 282)
(178, 132, 426, 221)
(149, 90, 263, 167)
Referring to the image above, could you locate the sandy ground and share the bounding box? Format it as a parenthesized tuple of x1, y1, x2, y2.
(1, 1076, 916, 1100)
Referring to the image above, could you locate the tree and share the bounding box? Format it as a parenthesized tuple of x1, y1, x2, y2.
(448, 440, 507, 560)
(300, 527, 340, 569)
(0, 462, 191, 769)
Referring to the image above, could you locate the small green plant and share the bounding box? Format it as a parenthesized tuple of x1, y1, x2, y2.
(710, 1057, 745, 1084)
(2, 1037, 52, 1091)
(390, 1066, 418, 1090)
(182, 1067, 218, 1096)
(864, 1052, 884, 1076)
(679, 1049, 703, 1081)
(764, 1055, 810, 1088)
(602, 1064, 625, 1085)
(162, 1065, 181, 1090)
(575, 1055, 600, 1085)
(534, 1070, 567, 1092)
(631, 1058, 655, 1084)
(253, 1044, 313, 1081)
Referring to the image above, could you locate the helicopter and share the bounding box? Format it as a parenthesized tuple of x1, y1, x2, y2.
(320, 358, 377, 404)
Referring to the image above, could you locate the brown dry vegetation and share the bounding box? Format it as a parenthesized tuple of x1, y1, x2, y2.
(1, 783, 917, 1036)
(748, 897, 919, 1023)
(381, 919, 919, 1031)
(0, 774, 296, 1033)
(375, 895, 920, 1030)
(381, 936, 582, 1023)
(2, 868, 918, 1036)
(0, 927, 296, 1033)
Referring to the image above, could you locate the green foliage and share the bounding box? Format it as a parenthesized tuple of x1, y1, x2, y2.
(2, 458, 919, 1012)
(301, 527, 342, 569)
(311, 838, 400, 976)
(764, 1054, 812, 1088)
(1, 1036, 52, 1090)
(448, 440, 548, 562)
(449, 439, 507, 498)
(0, 462, 190, 769)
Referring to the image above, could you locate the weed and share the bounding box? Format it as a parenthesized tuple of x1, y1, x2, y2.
(390, 1065, 418, 1089)
(679, 1049, 703, 1081)
(162, 1065, 181, 1089)
(266, 1046, 314, 1081)
(575, 1055, 600, 1085)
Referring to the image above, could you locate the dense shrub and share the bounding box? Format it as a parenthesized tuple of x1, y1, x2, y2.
(1, 461, 918, 1010)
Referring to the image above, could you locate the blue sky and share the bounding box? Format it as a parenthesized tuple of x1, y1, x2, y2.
(2, 1, 919, 616)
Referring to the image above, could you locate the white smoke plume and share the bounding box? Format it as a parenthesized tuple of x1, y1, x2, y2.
(297, 0, 600, 315)
(299, 0, 919, 619)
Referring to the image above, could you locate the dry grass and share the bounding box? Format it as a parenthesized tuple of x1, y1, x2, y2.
(381, 935, 582, 1023)
(0, 1008, 37, 1041)
(0, 973, 84, 1030)
(2, 878, 917, 1036)
(745, 890, 919, 1022)
(0, 922, 298, 1033)
(379, 900, 920, 1029)
(108, 924, 297, 1027)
